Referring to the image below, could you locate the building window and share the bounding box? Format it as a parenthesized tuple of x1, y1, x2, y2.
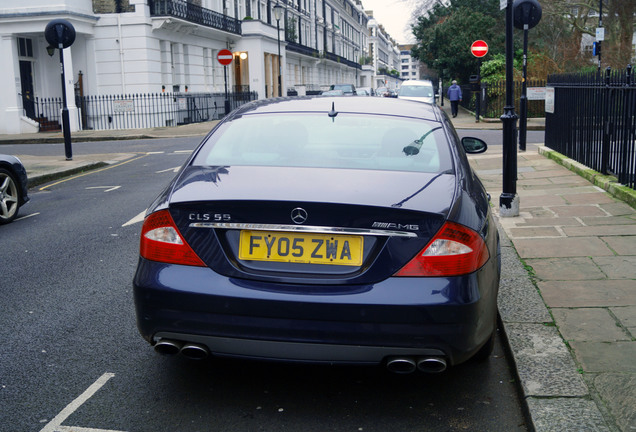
(18, 38, 33, 58)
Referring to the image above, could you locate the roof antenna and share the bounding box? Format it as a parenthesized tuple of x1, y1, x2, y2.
(328, 102, 338, 121)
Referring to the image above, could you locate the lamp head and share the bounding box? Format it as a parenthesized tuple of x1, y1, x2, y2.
(273, 4, 284, 21)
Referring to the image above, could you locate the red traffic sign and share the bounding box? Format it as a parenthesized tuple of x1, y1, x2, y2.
(217, 49, 233, 66)
(470, 40, 489, 58)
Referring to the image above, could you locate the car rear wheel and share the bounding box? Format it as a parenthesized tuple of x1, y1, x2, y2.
(0, 168, 21, 224)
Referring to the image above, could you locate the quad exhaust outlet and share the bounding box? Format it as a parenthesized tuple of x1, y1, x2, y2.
(154, 339, 210, 360)
(386, 356, 447, 374)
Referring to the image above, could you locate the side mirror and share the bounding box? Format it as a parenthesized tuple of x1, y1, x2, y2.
(461, 137, 488, 154)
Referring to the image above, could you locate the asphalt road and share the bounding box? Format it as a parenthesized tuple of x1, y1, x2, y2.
(0, 136, 529, 432)
(456, 129, 545, 146)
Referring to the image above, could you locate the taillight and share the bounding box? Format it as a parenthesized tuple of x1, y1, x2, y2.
(394, 222, 489, 277)
(140, 209, 206, 267)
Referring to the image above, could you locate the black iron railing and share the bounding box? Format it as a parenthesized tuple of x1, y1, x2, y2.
(323, 51, 360, 70)
(545, 66, 635, 190)
(149, 0, 241, 35)
(33, 97, 63, 131)
(285, 40, 319, 58)
(453, 80, 547, 119)
(31, 91, 258, 132)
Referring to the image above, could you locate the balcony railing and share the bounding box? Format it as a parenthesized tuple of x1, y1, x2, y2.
(324, 51, 360, 69)
(149, 0, 241, 35)
(285, 40, 319, 58)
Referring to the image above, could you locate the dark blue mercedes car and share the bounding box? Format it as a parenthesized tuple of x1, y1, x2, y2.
(133, 96, 500, 374)
(0, 154, 29, 225)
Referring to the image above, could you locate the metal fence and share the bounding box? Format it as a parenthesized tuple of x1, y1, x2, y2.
(455, 80, 547, 119)
(33, 91, 258, 131)
(545, 66, 635, 190)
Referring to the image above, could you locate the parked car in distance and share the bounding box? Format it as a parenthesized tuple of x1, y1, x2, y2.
(375, 86, 389, 97)
(329, 84, 356, 95)
(0, 154, 29, 225)
(357, 87, 374, 96)
(133, 96, 500, 375)
(398, 80, 436, 104)
(321, 89, 345, 96)
(377, 87, 397, 98)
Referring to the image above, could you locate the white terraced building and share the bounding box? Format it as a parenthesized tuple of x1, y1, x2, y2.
(0, 0, 403, 134)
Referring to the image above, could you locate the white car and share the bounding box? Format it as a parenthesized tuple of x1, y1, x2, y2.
(397, 80, 436, 104)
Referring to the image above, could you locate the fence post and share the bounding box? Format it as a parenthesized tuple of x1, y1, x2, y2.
(619, 65, 633, 187)
(601, 67, 612, 175)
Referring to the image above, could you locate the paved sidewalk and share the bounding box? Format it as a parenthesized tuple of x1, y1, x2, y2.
(447, 104, 636, 432)
(1, 104, 635, 431)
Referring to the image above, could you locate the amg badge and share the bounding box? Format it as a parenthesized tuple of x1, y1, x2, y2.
(372, 222, 419, 231)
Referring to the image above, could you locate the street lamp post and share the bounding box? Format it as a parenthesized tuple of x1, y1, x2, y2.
(44, 19, 76, 161)
(273, 3, 284, 97)
(354, 47, 359, 86)
(500, 0, 519, 217)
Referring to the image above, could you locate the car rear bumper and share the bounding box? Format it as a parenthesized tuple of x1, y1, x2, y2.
(133, 258, 498, 366)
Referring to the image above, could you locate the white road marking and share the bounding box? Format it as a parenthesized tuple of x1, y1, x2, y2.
(173, 150, 193, 154)
(16, 212, 40, 221)
(145, 151, 164, 155)
(57, 426, 127, 432)
(86, 186, 121, 192)
(155, 167, 181, 174)
(123, 210, 146, 227)
(39, 373, 116, 432)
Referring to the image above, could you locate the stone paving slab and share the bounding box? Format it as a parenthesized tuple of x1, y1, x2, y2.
(599, 202, 636, 216)
(610, 306, 636, 331)
(509, 226, 562, 237)
(519, 185, 606, 196)
(526, 397, 611, 432)
(581, 216, 636, 226)
(514, 237, 615, 258)
(593, 374, 636, 432)
(518, 168, 573, 179)
(540, 280, 636, 308)
(593, 257, 636, 279)
(564, 225, 636, 236)
(601, 236, 636, 255)
(526, 257, 606, 281)
(571, 342, 636, 373)
(551, 308, 632, 341)
(504, 323, 589, 397)
(513, 217, 583, 227)
(498, 245, 553, 324)
(550, 205, 613, 217)
(561, 192, 620, 205)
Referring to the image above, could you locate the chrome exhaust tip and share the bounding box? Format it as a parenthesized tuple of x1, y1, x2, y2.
(386, 357, 417, 374)
(180, 343, 210, 360)
(154, 339, 182, 356)
(417, 357, 447, 373)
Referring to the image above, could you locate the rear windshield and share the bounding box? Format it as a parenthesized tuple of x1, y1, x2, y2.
(399, 85, 434, 98)
(193, 113, 453, 174)
(330, 84, 354, 93)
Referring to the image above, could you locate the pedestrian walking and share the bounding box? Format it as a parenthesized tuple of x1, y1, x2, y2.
(447, 80, 462, 118)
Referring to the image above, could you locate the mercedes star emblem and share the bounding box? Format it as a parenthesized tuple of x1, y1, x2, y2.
(291, 207, 308, 224)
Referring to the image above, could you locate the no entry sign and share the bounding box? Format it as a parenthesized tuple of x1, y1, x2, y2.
(217, 49, 233, 66)
(470, 40, 489, 58)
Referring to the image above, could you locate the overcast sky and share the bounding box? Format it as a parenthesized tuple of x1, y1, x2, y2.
(361, 0, 416, 44)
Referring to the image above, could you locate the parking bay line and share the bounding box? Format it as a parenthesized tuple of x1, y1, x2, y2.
(39, 373, 122, 432)
(57, 427, 125, 432)
(122, 209, 146, 227)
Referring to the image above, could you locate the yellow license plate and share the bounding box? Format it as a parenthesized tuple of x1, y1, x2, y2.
(238, 230, 363, 266)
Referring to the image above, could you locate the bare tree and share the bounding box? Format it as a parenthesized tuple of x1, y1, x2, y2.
(542, 0, 635, 69)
